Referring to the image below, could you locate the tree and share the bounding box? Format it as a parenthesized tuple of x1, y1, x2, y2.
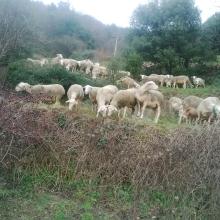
(129, 0, 207, 74)
(0, 0, 31, 63)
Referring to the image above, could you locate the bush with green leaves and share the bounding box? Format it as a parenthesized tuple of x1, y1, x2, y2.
(6, 60, 110, 90)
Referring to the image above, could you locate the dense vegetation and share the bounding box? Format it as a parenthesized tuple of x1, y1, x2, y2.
(0, 0, 127, 64)
(1, 0, 220, 219)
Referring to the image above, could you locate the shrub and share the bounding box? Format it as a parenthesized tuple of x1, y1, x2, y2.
(6, 60, 110, 90)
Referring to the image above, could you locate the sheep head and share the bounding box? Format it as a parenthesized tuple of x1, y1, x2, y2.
(97, 105, 108, 117)
(15, 82, 31, 92)
(107, 105, 118, 116)
(84, 85, 92, 95)
(66, 99, 78, 110)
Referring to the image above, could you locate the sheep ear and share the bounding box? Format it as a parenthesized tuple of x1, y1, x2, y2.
(66, 100, 70, 103)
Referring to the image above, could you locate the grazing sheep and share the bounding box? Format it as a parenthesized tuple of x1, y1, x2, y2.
(136, 89, 164, 123)
(192, 76, 205, 88)
(66, 84, 84, 111)
(107, 88, 139, 118)
(51, 54, 63, 65)
(197, 97, 220, 123)
(84, 85, 100, 111)
(78, 59, 94, 74)
(92, 65, 108, 79)
(178, 95, 203, 124)
(27, 58, 47, 67)
(118, 70, 131, 77)
(117, 76, 140, 89)
(142, 74, 168, 86)
(96, 85, 118, 117)
(184, 107, 198, 123)
(15, 82, 65, 104)
(61, 59, 78, 72)
(172, 75, 192, 89)
(168, 97, 183, 114)
(213, 104, 220, 119)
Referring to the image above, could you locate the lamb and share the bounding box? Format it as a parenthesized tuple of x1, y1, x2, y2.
(184, 107, 199, 123)
(66, 84, 84, 110)
(192, 76, 205, 88)
(84, 85, 100, 111)
(178, 95, 203, 124)
(15, 82, 65, 104)
(197, 97, 220, 123)
(172, 75, 192, 89)
(96, 85, 118, 117)
(117, 76, 140, 89)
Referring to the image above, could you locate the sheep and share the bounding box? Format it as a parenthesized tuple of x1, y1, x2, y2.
(27, 58, 47, 67)
(168, 97, 183, 115)
(212, 104, 220, 120)
(84, 85, 100, 111)
(142, 74, 167, 86)
(178, 95, 203, 124)
(107, 88, 139, 118)
(51, 54, 63, 65)
(117, 76, 140, 89)
(184, 107, 199, 124)
(192, 76, 205, 88)
(136, 89, 164, 123)
(61, 59, 78, 72)
(118, 70, 131, 77)
(96, 85, 118, 117)
(92, 65, 108, 79)
(66, 84, 84, 111)
(172, 75, 192, 89)
(15, 82, 65, 104)
(78, 59, 94, 74)
(197, 97, 220, 123)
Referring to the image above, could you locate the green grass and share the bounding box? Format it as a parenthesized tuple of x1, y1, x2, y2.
(0, 170, 211, 220)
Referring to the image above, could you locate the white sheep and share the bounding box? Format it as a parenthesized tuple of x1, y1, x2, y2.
(61, 59, 78, 72)
(118, 70, 131, 77)
(107, 88, 139, 119)
(197, 97, 220, 123)
(192, 76, 205, 88)
(66, 84, 84, 111)
(84, 85, 100, 111)
(96, 85, 118, 117)
(92, 65, 108, 79)
(116, 76, 140, 89)
(15, 82, 65, 104)
(27, 58, 46, 67)
(172, 75, 192, 89)
(51, 54, 63, 65)
(168, 97, 183, 115)
(79, 59, 94, 74)
(136, 89, 164, 123)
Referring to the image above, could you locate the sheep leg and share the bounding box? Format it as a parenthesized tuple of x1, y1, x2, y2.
(183, 82, 186, 89)
(154, 106, 161, 123)
(136, 101, 141, 117)
(122, 107, 127, 118)
(140, 102, 147, 119)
